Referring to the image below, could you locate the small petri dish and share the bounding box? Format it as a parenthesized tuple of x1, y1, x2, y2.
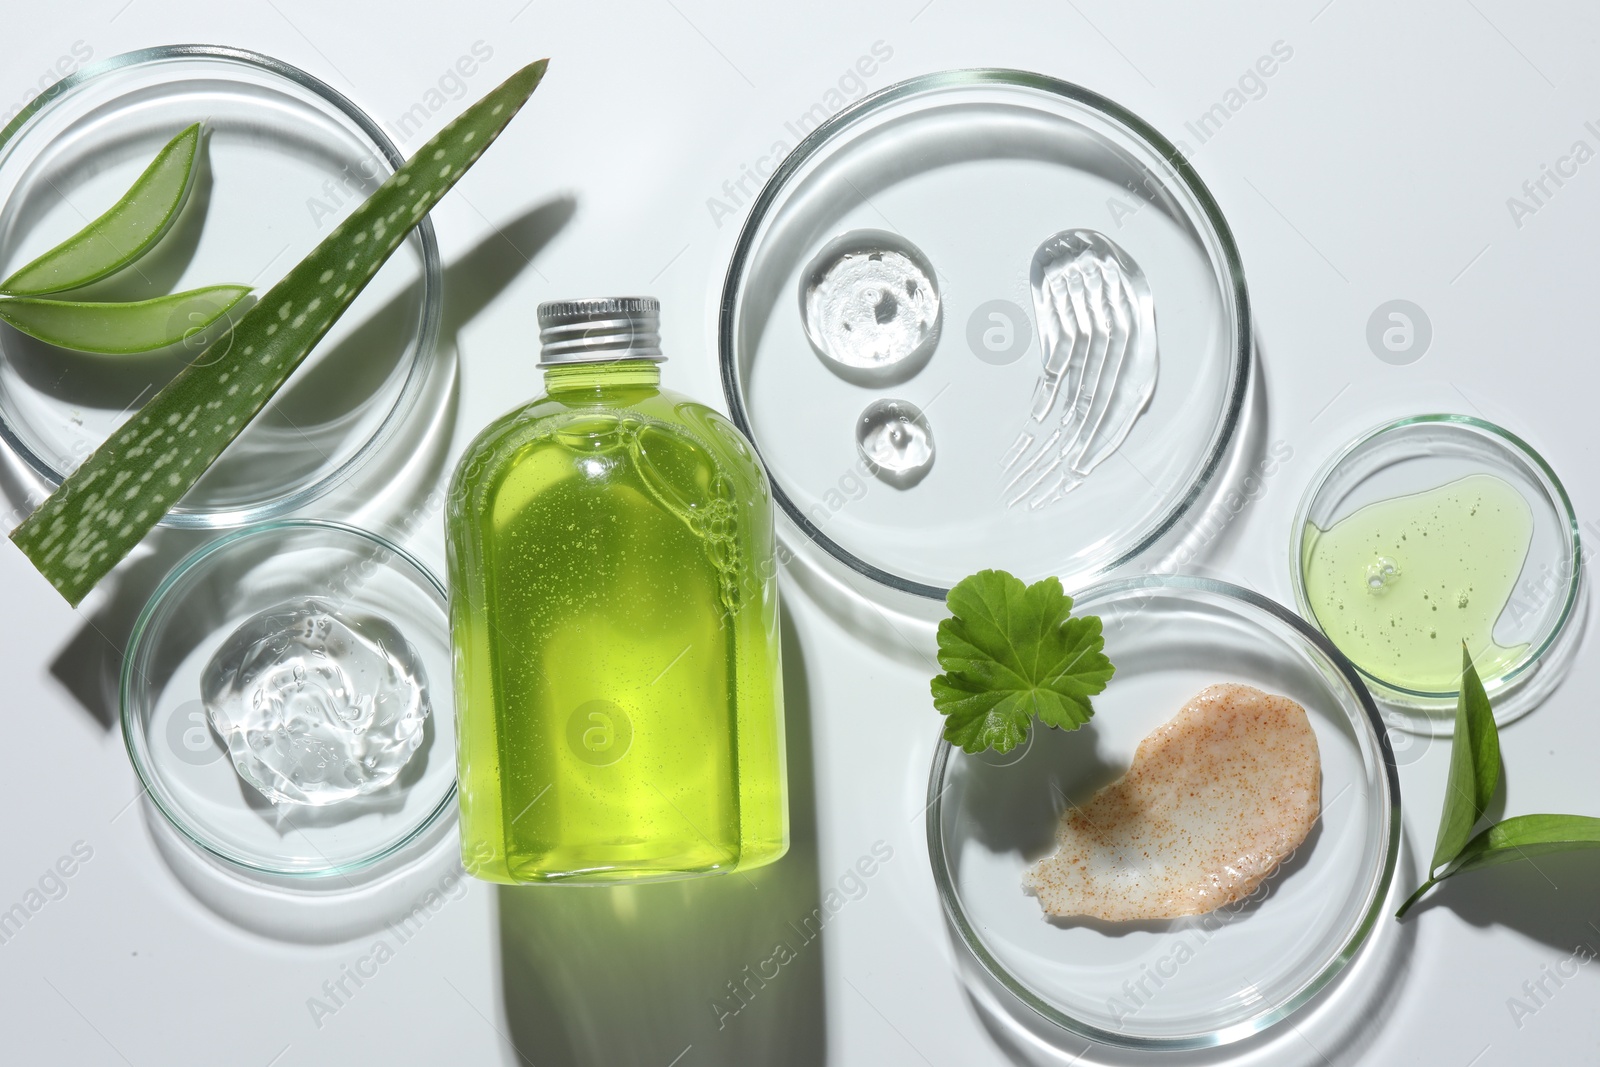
(926, 575, 1399, 1050)
(0, 45, 441, 527)
(122, 520, 456, 877)
(721, 69, 1250, 598)
(1290, 415, 1583, 733)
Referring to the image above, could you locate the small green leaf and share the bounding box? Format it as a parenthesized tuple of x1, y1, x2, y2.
(1397, 815, 1600, 918)
(0, 124, 202, 296)
(1429, 646, 1501, 872)
(1395, 654, 1600, 920)
(1445, 814, 1600, 877)
(12, 59, 550, 605)
(0, 285, 249, 354)
(931, 569, 1115, 754)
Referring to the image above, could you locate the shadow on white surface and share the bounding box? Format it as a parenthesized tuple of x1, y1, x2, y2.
(141, 789, 464, 944)
(1401, 841, 1600, 953)
(495, 605, 827, 1066)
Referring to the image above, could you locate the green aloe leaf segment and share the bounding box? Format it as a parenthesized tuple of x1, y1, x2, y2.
(12, 59, 550, 604)
(0, 285, 250, 354)
(0, 123, 202, 296)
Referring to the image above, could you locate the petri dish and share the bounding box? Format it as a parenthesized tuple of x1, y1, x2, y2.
(720, 69, 1250, 598)
(926, 575, 1399, 1050)
(0, 45, 441, 527)
(1291, 415, 1584, 733)
(121, 520, 456, 877)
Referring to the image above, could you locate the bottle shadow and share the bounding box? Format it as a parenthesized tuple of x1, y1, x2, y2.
(32, 196, 574, 737)
(496, 603, 827, 1066)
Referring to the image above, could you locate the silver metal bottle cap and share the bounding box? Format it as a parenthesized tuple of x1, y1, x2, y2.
(536, 296, 665, 365)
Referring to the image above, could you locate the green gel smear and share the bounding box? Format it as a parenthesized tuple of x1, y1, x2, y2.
(1302, 473, 1533, 692)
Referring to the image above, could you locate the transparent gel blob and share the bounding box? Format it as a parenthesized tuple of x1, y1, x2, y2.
(1002, 229, 1158, 509)
(856, 398, 935, 487)
(201, 596, 430, 806)
(801, 229, 941, 379)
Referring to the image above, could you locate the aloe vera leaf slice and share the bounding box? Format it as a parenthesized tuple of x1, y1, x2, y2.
(0, 285, 250, 354)
(0, 124, 202, 296)
(11, 59, 550, 605)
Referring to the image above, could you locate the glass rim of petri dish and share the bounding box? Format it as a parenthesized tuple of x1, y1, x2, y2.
(718, 68, 1252, 601)
(121, 518, 457, 878)
(1289, 413, 1583, 718)
(0, 43, 443, 529)
(925, 574, 1401, 1050)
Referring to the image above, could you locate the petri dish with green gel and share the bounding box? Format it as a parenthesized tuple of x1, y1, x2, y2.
(1291, 416, 1584, 734)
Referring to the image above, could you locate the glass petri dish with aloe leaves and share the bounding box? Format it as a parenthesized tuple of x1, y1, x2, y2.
(1291, 415, 1584, 734)
(0, 44, 441, 528)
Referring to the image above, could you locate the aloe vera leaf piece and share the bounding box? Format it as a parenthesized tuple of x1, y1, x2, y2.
(11, 59, 549, 605)
(0, 285, 250, 354)
(0, 124, 202, 296)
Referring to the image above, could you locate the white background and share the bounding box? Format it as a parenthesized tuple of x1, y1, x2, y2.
(2, 1, 1599, 1065)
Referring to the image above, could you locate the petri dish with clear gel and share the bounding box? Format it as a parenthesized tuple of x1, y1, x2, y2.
(720, 69, 1250, 598)
(121, 520, 456, 877)
(926, 575, 1400, 1050)
(0, 45, 441, 528)
(1291, 415, 1584, 733)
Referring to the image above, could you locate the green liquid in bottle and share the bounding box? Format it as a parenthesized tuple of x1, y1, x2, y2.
(1301, 473, 1533, 692)
(448, 356, 788, 883)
